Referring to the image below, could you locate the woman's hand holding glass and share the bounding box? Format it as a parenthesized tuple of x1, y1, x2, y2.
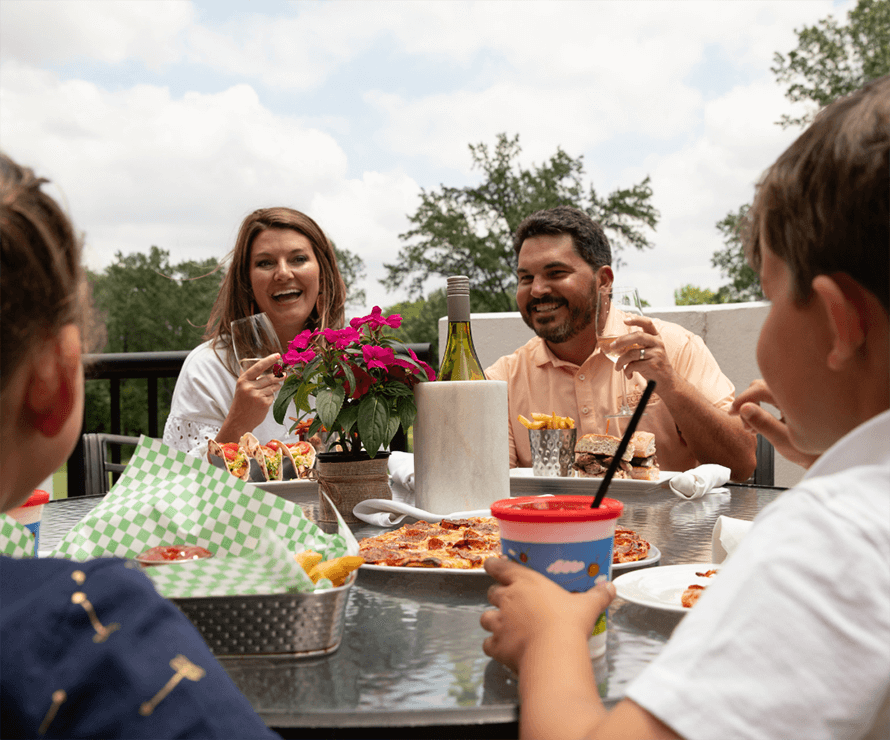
(219, 354, 285, 442)
(220, 314, 286, 443)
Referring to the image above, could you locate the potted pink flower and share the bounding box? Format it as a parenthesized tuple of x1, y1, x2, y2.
(273, 307, 435, 459)
(273, 307, 434, 523)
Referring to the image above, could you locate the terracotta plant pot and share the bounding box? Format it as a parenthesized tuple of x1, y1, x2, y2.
(315, 451, 392, 525)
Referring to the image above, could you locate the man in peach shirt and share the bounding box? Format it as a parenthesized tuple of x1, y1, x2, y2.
(485, 206, 756, 481)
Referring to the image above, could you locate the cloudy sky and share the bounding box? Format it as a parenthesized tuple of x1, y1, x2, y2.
(1, 0, 849, 317)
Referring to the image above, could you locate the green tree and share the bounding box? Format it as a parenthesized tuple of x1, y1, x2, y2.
(772, 0, 890, 128)
(686, 0, 889, 305)
(383, 289, 447, 362)
(333, 243, 366, 310)
(674, 284, 726, 306)
(384, 133, 659, 313)
(85, 247, 224, 435)
(711, 205, 763, 303)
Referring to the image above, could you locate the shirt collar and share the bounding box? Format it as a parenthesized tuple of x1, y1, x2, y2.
(528, 336, 588, 370)
(803, 408, 890, 481)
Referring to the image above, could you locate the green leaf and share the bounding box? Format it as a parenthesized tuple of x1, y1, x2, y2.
(316, 385, 345, 430)
(273, 375, 301, 424)
(380, 381, 415, 398)
(396, 394, 417, 431)
(308, 417, 325, 439)
(337, 403, 359, 437)
(357, 395, 392, 458)
(385, 414, 401, 448)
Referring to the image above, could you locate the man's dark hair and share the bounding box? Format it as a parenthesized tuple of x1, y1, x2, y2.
(745, 74, 889, 312)
(512, 206, 612, 269)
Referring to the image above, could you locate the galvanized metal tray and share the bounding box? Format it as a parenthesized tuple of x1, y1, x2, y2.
(173, 578, 353, 658)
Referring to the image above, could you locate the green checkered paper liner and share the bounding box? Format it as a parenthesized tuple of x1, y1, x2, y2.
(0, 514, 37, 558)
(51, 436, 359, 597)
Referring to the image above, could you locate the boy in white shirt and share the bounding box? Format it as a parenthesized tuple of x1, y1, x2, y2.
(480, 74, 890, 740)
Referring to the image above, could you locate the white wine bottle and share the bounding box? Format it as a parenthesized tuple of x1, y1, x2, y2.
(437, 275, 486, 381)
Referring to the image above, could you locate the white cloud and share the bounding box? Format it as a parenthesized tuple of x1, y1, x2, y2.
(0, 0, 193, 69)
(1, 0, 856, 319)
(1, 62, 348, 261)
(616, 78, 804, 306)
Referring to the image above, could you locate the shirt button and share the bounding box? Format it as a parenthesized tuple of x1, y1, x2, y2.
(582, 407, 590, 414)
(579, 374, 585, 381)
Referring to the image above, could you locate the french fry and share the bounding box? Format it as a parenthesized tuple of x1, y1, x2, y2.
(307, 556, 365, 587)
(294, 550, 323, 574)
(518, 414, 546, 430)
(522, 412, 576, 430)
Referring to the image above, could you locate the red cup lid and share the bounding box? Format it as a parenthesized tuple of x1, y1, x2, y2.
(21, 490, 50, 507)
(491, 496, 623, 523)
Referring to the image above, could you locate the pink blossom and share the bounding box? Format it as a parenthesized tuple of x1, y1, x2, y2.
(283, 348, 316, 365)
(351, 306, 402, 330)
(363, 344, 395, 370)
(287, 329, 315, 352)
(320, 327, 362, 349)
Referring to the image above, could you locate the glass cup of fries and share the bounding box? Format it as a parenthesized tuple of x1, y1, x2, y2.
(519, 412, 577, 477)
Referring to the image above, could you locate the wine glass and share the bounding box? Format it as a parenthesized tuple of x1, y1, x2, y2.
(596, 286, 645, 420)
(230, 313, 283, 375)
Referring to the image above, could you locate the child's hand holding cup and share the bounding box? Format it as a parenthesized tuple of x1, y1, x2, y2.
(490, 495, 623, 658)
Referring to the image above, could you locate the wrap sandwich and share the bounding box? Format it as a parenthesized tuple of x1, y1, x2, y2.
(239, 432, 284, 482)
(207, 440, 250, 480)
(268, 439, 317, 480)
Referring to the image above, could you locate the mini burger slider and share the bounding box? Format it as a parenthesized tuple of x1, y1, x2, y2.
(629, 431, 660, 481)
(573, 434, 634, 479)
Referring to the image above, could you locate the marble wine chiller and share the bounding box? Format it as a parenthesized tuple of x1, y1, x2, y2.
(413, 380, 510, 515)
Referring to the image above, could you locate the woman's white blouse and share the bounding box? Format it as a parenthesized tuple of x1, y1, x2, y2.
(162, 339, 297, 459)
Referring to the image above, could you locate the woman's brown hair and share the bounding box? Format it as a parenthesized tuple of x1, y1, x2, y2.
(0, 153, 88, 394)
(204, 207, 347, 348)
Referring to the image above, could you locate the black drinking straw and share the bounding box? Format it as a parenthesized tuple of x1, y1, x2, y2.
(591, 379, 657, 508)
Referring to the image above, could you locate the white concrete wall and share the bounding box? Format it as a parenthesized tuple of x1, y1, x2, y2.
(438, 303, 804, 488)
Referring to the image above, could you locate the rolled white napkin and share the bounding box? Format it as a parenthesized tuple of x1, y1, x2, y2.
(388, 451, 415, 493)
(668, 464, 731, 500)
(352, 498, 491, 527)
(711, 515, 753, 563)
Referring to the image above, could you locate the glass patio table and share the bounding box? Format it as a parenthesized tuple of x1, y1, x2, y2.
(38, 480, 786, 739)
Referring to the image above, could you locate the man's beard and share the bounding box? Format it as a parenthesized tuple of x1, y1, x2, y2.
(521, 290, 596, 344)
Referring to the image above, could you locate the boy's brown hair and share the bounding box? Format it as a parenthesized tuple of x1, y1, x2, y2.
(745, 75, 889, 312)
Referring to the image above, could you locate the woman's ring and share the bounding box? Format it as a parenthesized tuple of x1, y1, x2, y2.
(640, 348, 645, 361)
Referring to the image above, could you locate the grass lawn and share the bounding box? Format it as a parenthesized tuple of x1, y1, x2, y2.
(52, 464, 68, 500)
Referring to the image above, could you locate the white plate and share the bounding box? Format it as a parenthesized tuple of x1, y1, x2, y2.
(613, 562, 721, 613)
(509, 468, 676, 495)
(361, 544, 660, 576)
(613, 543, 661, 572)
(253, 478, 316, 490)
(252, 478, 318, 505)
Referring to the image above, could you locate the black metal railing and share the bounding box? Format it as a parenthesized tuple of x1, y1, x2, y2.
(67, 344, 433, 497)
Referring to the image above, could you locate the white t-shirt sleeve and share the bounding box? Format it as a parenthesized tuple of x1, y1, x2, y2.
(627, 467, 890, 740)
(163, 341, 237, 458)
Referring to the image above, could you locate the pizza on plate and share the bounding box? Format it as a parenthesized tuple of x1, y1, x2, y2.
(681, 568, 719, 608)
(359, 518, 500, 569)
(359, 518, 651, 570)
(613, 526, 651, 564)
